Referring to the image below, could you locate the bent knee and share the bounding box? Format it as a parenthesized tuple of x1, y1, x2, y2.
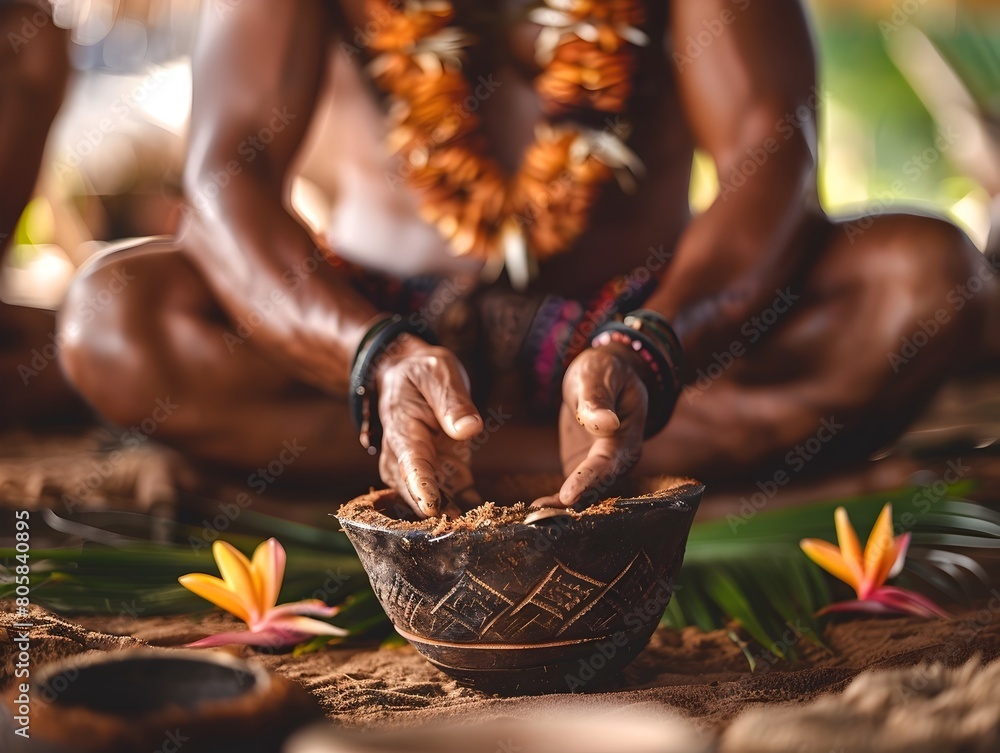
(834, 213, 990, 327)
(58, 245, 187, 428)
(822, 213, 991, 386)
(886, 215, 990, 338)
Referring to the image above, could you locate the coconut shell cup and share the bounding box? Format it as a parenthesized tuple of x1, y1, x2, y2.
(337, 477, 703, 695)
(2, 649, 321, 753)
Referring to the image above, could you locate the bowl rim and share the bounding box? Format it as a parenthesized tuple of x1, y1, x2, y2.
(336, 482, 705, 539)
(32, 648, 273, 705)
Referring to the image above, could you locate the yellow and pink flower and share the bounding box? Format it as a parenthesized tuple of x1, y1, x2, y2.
(179, 538, 346, 648)
(800, 503, 949, 619)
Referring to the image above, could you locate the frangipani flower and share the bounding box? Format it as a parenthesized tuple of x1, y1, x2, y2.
(179, 538, 347, 648)
(800, 504, 950, 619)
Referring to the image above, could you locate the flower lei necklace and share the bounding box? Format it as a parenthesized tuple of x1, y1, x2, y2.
(366, 0, 649, 288)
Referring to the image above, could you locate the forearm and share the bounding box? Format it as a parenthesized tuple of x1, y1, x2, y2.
(643, 138, 815, 367)
(181, 168, 379, 395)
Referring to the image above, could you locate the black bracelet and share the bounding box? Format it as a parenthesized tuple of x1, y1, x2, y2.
(622, 309, 684, 391)
(349, 314, 438, 455)
(590, 315, 682, 439)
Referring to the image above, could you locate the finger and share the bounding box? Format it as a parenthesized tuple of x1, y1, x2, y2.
(415, 355, 484, 440)
(378, 443, 426, 520)
(530, 493, 563, 509)
(378, 446, 423, 520)
(567, 360, 621, 437)
(437, 446, 481, 511)
(384, 421, 443, 518)
(399, 452, 443, 518)
(559, 438, 641, 507)
(559, 437, 618, 507)
(575, 380, 621, 436)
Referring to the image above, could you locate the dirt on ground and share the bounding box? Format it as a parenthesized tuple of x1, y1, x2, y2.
(9, 601, 983, 731)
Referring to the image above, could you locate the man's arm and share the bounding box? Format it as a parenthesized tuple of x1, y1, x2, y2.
(181, 0, 377, 393)
(643, 0, 819, 365)
(543, 0, 820, 506)
(180, 0, 484, 516)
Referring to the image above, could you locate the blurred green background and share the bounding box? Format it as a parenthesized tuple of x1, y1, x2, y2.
(694, 0, 1000, 251)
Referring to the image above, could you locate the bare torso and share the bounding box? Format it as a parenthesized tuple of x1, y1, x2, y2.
(55, 0, 993, 510)
(312, 0, 694, 296)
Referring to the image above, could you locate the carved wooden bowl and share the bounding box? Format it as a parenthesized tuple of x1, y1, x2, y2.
(337, 477, 703, 695)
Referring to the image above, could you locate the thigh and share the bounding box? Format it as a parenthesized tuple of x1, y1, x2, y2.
(641, 212, 991, 479)
(60, 237, 379, 478)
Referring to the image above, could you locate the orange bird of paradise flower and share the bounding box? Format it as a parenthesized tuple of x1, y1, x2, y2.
(800, 503, 950, 619)
(179, 538, 347, 648)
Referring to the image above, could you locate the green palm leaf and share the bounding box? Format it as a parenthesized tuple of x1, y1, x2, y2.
(2, 482, 995, 660)
(0, 507, 372, 618)
(661, 481, 998, 664)
(920, 10, 1000, 118)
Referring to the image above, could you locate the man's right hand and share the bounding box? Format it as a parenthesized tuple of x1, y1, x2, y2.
(375, 334, 484, 518)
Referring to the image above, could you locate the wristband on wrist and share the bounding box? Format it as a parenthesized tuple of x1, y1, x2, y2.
(349, 313, 438, 455)
(590, 311, 684, 439)
(622, 309, 684, 393)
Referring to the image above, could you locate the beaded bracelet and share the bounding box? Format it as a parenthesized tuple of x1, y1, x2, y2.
(590, 319, 680, 439)
(349, 313, 438, 455)
(622, 309, 684, 392)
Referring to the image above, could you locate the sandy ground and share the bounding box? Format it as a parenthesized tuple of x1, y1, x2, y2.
(2, 374, 1000, 749)
(45, 602, 998, 731)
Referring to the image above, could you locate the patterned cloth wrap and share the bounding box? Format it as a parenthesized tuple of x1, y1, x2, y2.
(519, 272, 660, 414)
(328, 252, 661, 414)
